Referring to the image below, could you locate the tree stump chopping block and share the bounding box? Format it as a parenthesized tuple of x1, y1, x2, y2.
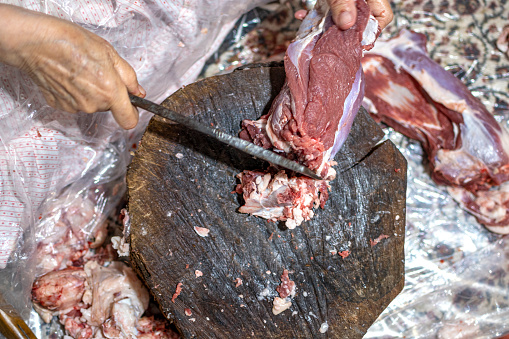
(127, 64, 406, 338)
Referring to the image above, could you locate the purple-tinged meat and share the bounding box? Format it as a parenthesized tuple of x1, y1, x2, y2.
(362, 29, 509, 233)
(237, 0, 378, 227)
(243, 0, 378, 177)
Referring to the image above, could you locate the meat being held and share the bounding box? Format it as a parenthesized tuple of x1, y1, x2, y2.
(361, 29, 509, 234)
(237, 0, 379, 227)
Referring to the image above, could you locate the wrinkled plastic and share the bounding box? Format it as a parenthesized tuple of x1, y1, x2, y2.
(200, 0, 509, 337)
(363, 0, 509, 336)
(0, 0, 267, 320)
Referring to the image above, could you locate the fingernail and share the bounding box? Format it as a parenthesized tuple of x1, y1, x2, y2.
(339, 11, 354, 29)
(138, 85, 146, 98)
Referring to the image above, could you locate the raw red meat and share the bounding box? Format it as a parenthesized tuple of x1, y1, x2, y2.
(237, 0, 379, 227)
(361, 29, 509, 234)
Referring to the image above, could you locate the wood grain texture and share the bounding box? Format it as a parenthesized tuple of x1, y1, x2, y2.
(127, 64, 406, 338)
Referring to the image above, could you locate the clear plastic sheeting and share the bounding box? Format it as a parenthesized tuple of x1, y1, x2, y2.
(0, 0, 267, 320)
(363, 0, 509, 336)
(202, 0, 509, 337)
(364, 130, 509, 338)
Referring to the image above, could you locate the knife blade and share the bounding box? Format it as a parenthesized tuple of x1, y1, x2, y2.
(129, 94, 324, 180)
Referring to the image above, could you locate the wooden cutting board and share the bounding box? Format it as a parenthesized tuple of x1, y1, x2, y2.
(126, 63, 406, 338)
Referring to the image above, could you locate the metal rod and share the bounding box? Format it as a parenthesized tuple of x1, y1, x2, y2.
(130, 94, 324, 180)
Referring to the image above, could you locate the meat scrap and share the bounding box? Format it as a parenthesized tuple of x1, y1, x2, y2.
(234, 278, 243, 287)
(237, 0, 379, 228)
(35, 194, 110, 276)
(362, 29, 509, 234)
(236, 169, 329, 229)
(496, 25, 509, 55)
(172, 282, 183, 303)
(32, 261, 178, 338)
(276, 269, 296, 298)
(194, 226, 210, 237)
(370, 234, 389, 247)
(272, 297, 293, 316)
(32, 267, 87, 311)
(338, 250, 350, 258)
(272, 269, 296, 315)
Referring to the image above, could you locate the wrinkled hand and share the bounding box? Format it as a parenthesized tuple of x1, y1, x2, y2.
(327, 0, 393, 30)
(0, 4, 144, 129)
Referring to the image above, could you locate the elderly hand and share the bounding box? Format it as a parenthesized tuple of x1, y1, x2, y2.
(0, 4, 144, 129)
(327, 0, 393, 31)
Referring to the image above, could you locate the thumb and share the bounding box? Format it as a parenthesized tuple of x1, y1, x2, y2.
(328, 0, 357, 30)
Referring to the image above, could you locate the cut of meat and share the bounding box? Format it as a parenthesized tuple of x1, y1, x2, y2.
(448, 185, 509, 234)
(236, 169, 329, 229)
(31, 267, 87, 311)
(361, 29, 509, 233)
(237, 0, 378, 227)
(31, 260, 178, 338)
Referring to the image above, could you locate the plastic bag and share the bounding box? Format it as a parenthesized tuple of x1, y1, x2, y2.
(0, 0, 268, 319)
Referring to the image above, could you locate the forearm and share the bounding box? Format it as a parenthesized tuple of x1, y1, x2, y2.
(0, 4, 40, 68)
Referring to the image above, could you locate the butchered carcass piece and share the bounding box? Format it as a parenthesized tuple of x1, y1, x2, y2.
(237, 0, 378, 227)
(31, 260, 161, 338)
(135, 316, 181, 339)
(236, 169, 329, 229)
(35, 194, 109, 276)
(81, 261, 150, 337)
(361, 29, 509, 234)
(32, 267, 87, 311)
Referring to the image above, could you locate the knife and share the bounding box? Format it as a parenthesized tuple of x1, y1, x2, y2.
(129, 94, 323, 180)
(0, 293, 36, 339)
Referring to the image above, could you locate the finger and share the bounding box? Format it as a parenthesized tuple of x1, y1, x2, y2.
(111, 53, 145, 97)
(367, 0, 393, 29)
(109, 86, 140, 130)
(328, 0, 357, 30)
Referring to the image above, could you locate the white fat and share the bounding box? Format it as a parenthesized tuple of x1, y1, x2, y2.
(272, 297, 292, 315)
(361, 15, 379, 47)
(82, 261, 149, 328)
(266, 109, 292, 153)
(362, 97, 378, 115)
(319, 321, 329, 333)
(111, 236, 129, 257)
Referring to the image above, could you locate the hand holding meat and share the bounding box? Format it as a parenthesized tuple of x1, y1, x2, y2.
(327, 0, 393, 30)
(0, 4, 145, 129)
